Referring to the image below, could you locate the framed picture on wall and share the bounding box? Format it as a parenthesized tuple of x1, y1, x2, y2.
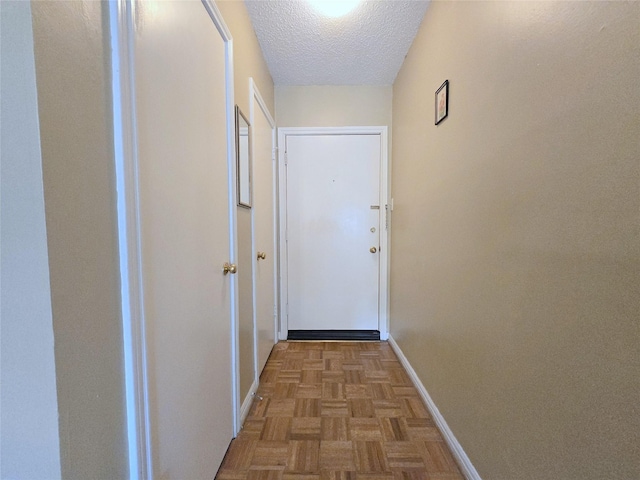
(235, 105, 252, 208)
(435, 80, 449, 125)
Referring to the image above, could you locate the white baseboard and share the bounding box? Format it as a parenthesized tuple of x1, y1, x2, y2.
(239, 379, 259, 427)
(388, 335, 482, 480)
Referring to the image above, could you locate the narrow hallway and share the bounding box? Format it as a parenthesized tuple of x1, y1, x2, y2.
(217, 342, 463, 479)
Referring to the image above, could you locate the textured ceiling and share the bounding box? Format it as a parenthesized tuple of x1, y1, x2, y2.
(244, 0, 430, 86)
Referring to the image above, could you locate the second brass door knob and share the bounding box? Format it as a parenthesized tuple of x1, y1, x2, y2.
(223, 263, 237, 275)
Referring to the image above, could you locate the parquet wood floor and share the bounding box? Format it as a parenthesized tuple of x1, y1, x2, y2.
(216, 342, 464, 480)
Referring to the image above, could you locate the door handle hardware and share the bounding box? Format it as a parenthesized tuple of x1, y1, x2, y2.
(257, 252, 266, 260)
(370, 247, 377, 254)
(370, 205, 380, 210)
(223, 263, 237, 275)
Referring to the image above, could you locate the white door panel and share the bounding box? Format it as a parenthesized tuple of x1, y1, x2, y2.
(134, 1, 233, 477)
(286, 134, 381, 331)
(253, 103, 276, 374)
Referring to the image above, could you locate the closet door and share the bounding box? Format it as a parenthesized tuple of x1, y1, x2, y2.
(134, 1, 234, 476)
(252, 89, 277, 374)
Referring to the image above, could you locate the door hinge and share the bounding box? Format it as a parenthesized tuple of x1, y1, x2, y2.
(272, 147, 278, 162)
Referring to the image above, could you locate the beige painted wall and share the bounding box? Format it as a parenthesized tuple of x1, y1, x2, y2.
(217, 0, 274, 117)
(31, 1, 127, 477)
(276, 85, 391, 127)
(0, 2, 61, 477)
(216, 0, 275, 402)
(391, 2, 640, 479)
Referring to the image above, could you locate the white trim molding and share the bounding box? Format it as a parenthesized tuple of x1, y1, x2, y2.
(109, 1, 152, 478)
(277, 127, 389, 341)
(387, 335, 482, 480)
(239, 379, 259, 427)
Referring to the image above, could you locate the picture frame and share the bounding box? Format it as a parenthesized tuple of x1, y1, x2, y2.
(435, 79, 449, 125)
(235, 105, 251, 208)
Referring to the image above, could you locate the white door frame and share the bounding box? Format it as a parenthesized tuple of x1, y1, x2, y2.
(248, 79, 277, 354)
(277, 127, 390, 341)
(109, 1, 239, 478)
(237, 78, 277, 425)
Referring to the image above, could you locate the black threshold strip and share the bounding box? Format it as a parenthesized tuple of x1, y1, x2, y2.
(287, 330, 381, 341)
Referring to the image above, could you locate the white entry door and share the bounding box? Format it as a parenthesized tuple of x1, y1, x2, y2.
(133, 1, 234, 477)
(282, 130, 387, 335)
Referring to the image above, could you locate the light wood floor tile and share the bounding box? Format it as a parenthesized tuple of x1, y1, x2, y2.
(267, 399, 296, 417)
(260, 368, 280, 384)
(216, 471, 248, 480)
(392, 387, 419, 398)
(419, 441, 460, 474)
(321, 471, 357, 480)
(302, 369, 323, 384)
(260, 417, 291, 441)
(252, 441, 290, 467)
(349, 398, 376, 418)
(356, 474, 395, 480)
(322, 399, 350, 417)
(379, 417, 410, 442)
(323, 370, 347, 383)
(345, 370, 366, 384)
(370, 383, 395, 400)
(278, 370, 302, 383)
(297, 383, 323, 399)
(216, 342, 463, 480)
(283, 475, 319, 480)
(242, 418, 267, 438)
(250, 398, 270, 418)
(345, 384, 372, 398)
(287, 440, 320, 472)
(401, 398, 430, 419)
(220, 438, 257, 471)
(292, 417, 322, 440)
(274, 383, 298, 399)
(320, 441, 355, 470)
(322, 417, 350, 441)
(323, 382, 346, 400)
(247, 470, 283, 480)
(295, 398, 321, 417)
(384, 441, 425, 469)
(354, 441, 388, 472)
(282, 358, 304, 370)
(405, 418, 441, 442)
(304, 359, 325, 370)
(391, 471, 428, 480)
(372, 399, 404, 418)
(343, 361, 365, 371)
(349, 418, 383, 441)
(364, 370, 390, 383)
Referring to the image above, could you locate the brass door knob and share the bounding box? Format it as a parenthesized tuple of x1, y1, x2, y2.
(370, 247, 377, 254)
(223, 263, 237, 275)
(257, 251, 266, 260)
